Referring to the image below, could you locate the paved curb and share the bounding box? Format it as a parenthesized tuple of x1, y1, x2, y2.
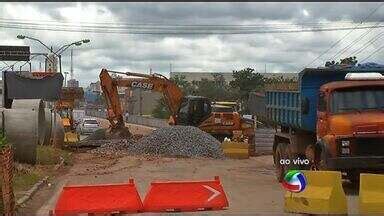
(16, 156, 67, 207)
(16, 176, 49, 207)
(54, 156, 66, 171)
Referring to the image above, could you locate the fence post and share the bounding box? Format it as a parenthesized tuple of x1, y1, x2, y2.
(0, 110, 15, 215)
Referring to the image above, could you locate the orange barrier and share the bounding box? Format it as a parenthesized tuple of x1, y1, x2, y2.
(53, 179, 143, 215)
(143, 176, 229, 212)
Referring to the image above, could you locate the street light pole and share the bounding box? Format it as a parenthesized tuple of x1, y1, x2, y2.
(17, 35, 90, 74)
(64, 71, 69, 87)
(59, 55, 62, 74)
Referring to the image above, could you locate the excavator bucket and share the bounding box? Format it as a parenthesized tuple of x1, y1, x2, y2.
(2, 71, 63, 108)
(64, 132, 79, 143)
(221, 141, 249, 159)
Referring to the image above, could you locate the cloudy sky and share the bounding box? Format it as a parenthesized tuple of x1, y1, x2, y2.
(1, 2, 384, 87)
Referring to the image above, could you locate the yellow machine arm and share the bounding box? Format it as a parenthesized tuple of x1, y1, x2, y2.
(99, 68, 184, 129)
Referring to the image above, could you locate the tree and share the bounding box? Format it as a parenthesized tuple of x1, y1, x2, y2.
(170, 74, 195, 95)
(230, 68, 265, 103)
(152, 74, 191, 118)
(152, 98, 171, 119)
(325, 56, 358, 67)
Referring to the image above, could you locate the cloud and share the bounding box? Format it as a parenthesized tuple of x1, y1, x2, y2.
(1, 2, 384, 87)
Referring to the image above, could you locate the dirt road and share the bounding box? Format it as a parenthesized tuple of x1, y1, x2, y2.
(17, 119, 360, 215)
(18, 153, 285, 215)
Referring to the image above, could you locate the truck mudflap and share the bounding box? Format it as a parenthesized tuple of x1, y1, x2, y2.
(327, 156, 384, 170)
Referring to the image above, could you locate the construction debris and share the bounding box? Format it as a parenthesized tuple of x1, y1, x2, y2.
(89, 139, 136, 156)
(136, 126, 225, 159)
(89, 126, 225, 159)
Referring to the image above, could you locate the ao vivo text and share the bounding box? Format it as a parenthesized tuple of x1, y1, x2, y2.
(279, 158, 310, 165)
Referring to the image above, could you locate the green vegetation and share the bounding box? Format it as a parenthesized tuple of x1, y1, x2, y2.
(0, 129, 8, 150)
(4, 145, 72, 210)
(152, 98, 171, 119)
(36, 145, 72, 165)
(13, 169, 42, 193)
(152, 67, 297, 118)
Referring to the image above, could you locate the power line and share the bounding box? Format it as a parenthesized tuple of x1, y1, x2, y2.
(1, 22, 384, 35)
(0, 17, 356, 27)
(329, 3, 384, 60)
(0, 18, 365, 31)
(360, 43, 384, 62)
(330, 20, 382, 61)
(349, 30, 384, 56)
(302, 2, 384, 68)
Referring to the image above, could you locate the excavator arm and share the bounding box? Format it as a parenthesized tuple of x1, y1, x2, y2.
(99, 68, 184, 130)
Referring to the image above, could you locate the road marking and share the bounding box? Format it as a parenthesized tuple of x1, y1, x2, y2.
(203, 185, 221, 202)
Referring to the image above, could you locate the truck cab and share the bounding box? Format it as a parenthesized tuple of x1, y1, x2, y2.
(266, 65, 384, 182)
(315, 75, 384, 179)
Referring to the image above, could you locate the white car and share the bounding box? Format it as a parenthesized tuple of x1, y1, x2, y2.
(79, 118, 101, 135)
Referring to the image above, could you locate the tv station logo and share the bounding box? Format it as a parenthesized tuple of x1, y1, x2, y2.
(282, 170, 307, 193)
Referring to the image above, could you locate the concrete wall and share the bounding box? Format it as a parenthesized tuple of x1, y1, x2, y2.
(86, 109, 168, 128)
(125, 88, 162, 116)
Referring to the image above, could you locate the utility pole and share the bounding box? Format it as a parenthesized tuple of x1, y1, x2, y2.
(139, 88, 142, 116)
(64, 71, 69, 87)
(169, 63, 172, 73)
(70, 49, 74, 80)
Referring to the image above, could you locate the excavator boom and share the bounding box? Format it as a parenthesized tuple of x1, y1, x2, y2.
(99, 68, 184, 135)
(99, 68, 254, 143)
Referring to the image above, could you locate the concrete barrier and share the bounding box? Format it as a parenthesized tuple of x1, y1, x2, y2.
(11, 99, 46, 146)
(125, 115, 168, 128)
(86, 110, 168, 128)
(0, 109, 39, 164)
(85, 109, 107, 119)
(0, 99, 57, 164)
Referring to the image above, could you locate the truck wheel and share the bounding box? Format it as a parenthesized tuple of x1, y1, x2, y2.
(274, 143, 288, 182)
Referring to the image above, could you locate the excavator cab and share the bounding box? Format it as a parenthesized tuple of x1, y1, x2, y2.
(177, 96, 212, 126)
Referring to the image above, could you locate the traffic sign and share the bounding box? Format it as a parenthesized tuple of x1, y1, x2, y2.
(0, 46, 30, 61)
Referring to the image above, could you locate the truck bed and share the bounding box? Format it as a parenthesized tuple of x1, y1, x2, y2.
(266, 90, 301, 129)
(264, 66, 384, 132)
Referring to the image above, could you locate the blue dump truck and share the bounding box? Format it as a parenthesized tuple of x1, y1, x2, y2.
(262, 63, 384, 182)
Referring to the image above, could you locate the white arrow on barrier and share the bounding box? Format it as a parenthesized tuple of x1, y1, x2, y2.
(203, 185, 221, 202)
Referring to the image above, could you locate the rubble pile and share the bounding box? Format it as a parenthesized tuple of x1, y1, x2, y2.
(89, 126, 225, 159)
(136, 126, 225, 159)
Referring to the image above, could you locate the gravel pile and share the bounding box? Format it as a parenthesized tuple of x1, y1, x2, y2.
(89, 126, 225, 159)
(136, 126, 225, 159)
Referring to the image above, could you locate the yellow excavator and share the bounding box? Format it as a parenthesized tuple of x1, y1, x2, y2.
(55, 87, 84, 143)
(99, 68, 254, 143)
